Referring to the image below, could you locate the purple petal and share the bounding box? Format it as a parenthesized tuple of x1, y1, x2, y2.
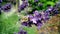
(18, 30, 27, 34)
(24, 32, 27, 34)
(2, 3, 11, 12)
(33, 10, 39, 16)
(19, 2, 28, 10)
(22, 0, 28, 2)
(28, 21, 33, 27)
(31, 18, 37, 24)
(21, 22, 28, 26)
(36, 20, 42, 24)
(37, 22, 43, 29)
(0, 0, 2, 3)
(18, 30, 24, 34)
(28, 15, 34, 20)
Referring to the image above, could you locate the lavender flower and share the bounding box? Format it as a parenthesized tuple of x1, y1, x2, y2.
(18, 30, 27, 34)
(37, 23, 43, 30)
(54, 11, 59, 14)
(41, 12, 50, 22)
(0, 0, 2, 3)
(28, 14, 34, 20)
(33, 11, 42, 20)
(21, 22, 28, 26)
(2, 3, 11, 12)
(22, 0, 28, 2)
(48, 6, 53, 10)
(19, 5, 25, 10)
(28, 21, 33, 27)
(45, 12, 50, 16)
(18, 2, 28, 11)
(21, 10, 51, 27)
(33, 19, 43, 26)
(36, 19, 42, 24)
(33, 10, 39, 16)
(45, 6, 54, 14)
(22, 0, 25, 1)
(31, 18, 37, 24)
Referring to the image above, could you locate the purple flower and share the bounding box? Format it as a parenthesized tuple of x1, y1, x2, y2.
(19, 5, 25, 10)
(2, 3, 11, 12)
(37, 23, 43, 30)
(19, 2, 28, 11)
(31, 18, 37, 24)
(0, 0, 2, 3)
(41, 14, 49, 21)
(31, 17, 43, 26)
(22, 0, 25, 1)
(44, 12, 49, 17)
(36, 20, 42, 24)
(53, 11, 59, 14)
(18, 30, 27, 34)
(22, 0, 28, 2)
(40, 11, 45, 15)
(28, 14, 34, 20)
(33, 11, 42, 19)
(45, 6, 53, 14)
(33, 10, 39, 16)
(24, 31, 27, 34)
(45, 10, 50, 14)
(28, 21, 33, 27)
(21, 10, 51, 27)
(21, 22, 28, 26)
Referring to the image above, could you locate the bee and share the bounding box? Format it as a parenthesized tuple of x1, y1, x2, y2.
(21, 16, 28, 22)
